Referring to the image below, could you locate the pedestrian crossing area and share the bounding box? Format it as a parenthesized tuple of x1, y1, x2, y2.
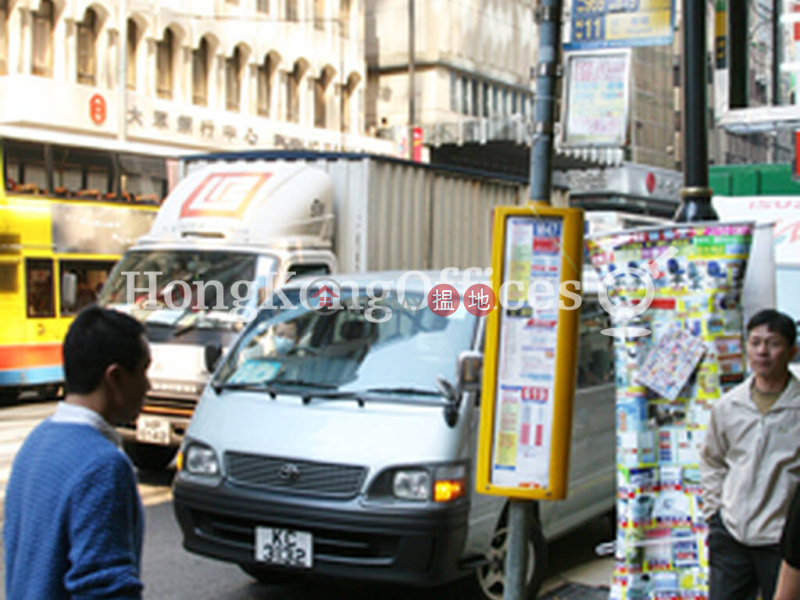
(0, 400, 174, 523)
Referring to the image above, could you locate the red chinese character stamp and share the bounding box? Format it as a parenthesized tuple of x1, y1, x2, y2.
(463, 284, 495, 317)
(427, 284, 460, 317)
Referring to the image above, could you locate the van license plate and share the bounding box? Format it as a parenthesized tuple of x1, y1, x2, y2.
(255, 527, 313, 568)
(135, 417, 171, 446)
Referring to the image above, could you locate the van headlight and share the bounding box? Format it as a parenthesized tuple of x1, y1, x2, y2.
(375, 464, 466, 503)
(182, 443, 219, 476)
(393, 470, 431, 501)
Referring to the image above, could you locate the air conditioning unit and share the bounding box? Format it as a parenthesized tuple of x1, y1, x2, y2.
(433, 122, 459, 146)
(463, 120, 481, 143)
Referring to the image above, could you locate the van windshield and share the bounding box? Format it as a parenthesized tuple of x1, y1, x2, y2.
(99, 249, 269, 330)
(216, 291, 477, 396)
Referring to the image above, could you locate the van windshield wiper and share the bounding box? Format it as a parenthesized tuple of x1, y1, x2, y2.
(301, 390, 367, 407)
(271, 379, 338, 390)
(212, 379, 336, 396)
(365, 386, 443, 397)
(213, 381, 272, 393)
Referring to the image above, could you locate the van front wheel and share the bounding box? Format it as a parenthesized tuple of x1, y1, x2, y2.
(466, 514, 547, 600)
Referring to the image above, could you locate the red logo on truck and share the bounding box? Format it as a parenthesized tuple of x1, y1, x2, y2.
(180, 172, 272, 219)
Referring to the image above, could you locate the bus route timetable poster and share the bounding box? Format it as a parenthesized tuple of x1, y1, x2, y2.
(587, 222, 754, 600)
(490, 216, 563, 489)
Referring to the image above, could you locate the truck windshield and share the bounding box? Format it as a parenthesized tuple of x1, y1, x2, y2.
(215, 291, 476, 397)
(99, 249, 266, 330)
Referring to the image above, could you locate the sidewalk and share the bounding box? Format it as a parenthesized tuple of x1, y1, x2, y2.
(539, 515, 614, 599)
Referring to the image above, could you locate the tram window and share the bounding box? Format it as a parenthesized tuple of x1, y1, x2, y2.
(25, 165, 47, 191)
(52, 144, 112, 198)
(3, 138, 169, 204)
(0, 263, 18, 293)
(59, 259, 115, 315)
(119, 153, 167, 204)
(25, 258, 54, 318)
(86, 168, 108, 191)
(4, 140, 47, 194)
(59, 167, 82, 191)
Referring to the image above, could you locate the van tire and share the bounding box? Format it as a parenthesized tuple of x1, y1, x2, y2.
(124, 441, 177, 471)
(462, 512, 548, 600)
(0, 389, 18, 405)
(238, 564, 302, 585)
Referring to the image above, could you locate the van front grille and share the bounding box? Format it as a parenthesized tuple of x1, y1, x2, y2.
(225, 452, 367, 499)
(193, 509, 398, 563)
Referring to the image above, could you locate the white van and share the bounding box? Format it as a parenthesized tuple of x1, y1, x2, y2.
(172, 271, 616, 599)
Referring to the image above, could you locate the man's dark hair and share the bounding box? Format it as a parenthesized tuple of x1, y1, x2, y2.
(63, 306, 146, 394)
(746, 309, 797, 347)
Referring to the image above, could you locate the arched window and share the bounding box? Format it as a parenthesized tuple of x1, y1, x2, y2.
(314, 67, 334, 129)
(0, 0, 9, 75)
(77, 9, 98, 85)
(257, 53, 276, 117)
(342, 73, 359, 133)
(156, 29, 174, 99)
(225, 47, 241, 112)
(192, 37, 209, 106)
(286, 0, 298, 22)
(314, 0, 324, 30)
(339, 0, 350, 38)
(286, 60, 305, 123)
(32, 0, 55, 77)
(126, 19, 137, 90)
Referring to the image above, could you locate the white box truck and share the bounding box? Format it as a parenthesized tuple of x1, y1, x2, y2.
(98, 151, 529, 469)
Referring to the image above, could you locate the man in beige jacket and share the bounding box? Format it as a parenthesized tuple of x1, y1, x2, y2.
(701, 309, 800, 600)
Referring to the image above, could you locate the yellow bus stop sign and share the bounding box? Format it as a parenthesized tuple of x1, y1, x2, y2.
(476, 204, 584, 501)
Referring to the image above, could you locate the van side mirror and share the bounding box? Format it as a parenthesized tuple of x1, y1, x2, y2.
(204, 342, 223, 373)
(62, 272, 78, 310)
(457, 351, 483, 394)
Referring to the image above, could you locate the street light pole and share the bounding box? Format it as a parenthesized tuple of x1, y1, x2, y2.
(118, 0, 127, 146)
(408, 0, 415, 160)
(674, 0, 718, 222)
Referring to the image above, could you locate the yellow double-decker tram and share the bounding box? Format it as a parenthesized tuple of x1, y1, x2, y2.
(0, 138, 166, 401)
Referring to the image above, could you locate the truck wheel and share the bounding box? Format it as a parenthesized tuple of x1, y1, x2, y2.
(465, 512, 548, 600)
(0, 389, 18, 405)
(124, 441, 177, 471)
(239, 564, 302, 585)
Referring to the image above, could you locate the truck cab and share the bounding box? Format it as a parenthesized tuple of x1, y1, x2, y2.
(99, 161, 337, 469)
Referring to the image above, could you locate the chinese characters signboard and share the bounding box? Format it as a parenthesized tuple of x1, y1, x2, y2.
(562, 51, 631, 147)
(477, 205, 584, 500)
(565, 0, 675, 50)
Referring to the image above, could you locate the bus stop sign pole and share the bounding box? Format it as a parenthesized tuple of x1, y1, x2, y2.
(505, 0, 564, 597)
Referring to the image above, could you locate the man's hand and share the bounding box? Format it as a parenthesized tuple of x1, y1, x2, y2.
(775, 561, 800, 600)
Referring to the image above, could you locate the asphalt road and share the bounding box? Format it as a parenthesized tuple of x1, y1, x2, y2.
(0, 399, 614, 599)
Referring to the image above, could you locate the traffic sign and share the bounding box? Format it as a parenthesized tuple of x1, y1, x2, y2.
(476, 204, 584, 500)
(564, 0, 675, 50)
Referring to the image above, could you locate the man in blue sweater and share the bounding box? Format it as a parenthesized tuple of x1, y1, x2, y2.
(4, 306, 151, 600)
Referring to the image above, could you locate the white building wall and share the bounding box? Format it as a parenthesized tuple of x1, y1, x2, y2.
(0, 0, 394, 155)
